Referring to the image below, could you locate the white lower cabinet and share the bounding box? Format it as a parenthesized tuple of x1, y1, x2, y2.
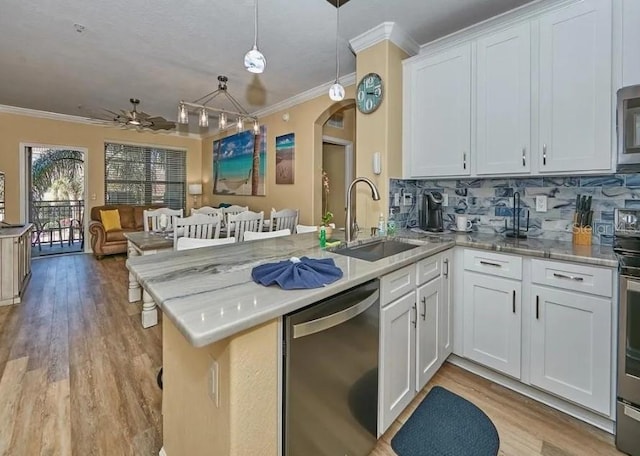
(530, 285, 611, 415)
(380, 291, 416, 433)
(379, 252, 452, 434)
(463, 271, 522, 379)
(459, 250, 615, 419)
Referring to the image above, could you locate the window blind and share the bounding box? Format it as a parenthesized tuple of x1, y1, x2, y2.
(104, 143, 186, 209)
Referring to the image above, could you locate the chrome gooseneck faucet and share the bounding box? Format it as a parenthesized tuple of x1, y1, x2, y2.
(345, 177, 381, 243)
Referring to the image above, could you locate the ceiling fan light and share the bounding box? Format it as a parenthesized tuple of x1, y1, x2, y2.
(199, 108, 209, 128)
(218, 112, 227, 129)
(244, 46, 266, 74)
(178, 104, 189, 124)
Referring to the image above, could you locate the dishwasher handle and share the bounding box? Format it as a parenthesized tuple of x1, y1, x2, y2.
(292, 289, 379, 339)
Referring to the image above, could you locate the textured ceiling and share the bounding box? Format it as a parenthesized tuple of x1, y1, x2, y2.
(0, 0, 534, 133)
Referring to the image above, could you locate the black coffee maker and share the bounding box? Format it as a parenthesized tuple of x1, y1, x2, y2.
(420, 191, 444, 232)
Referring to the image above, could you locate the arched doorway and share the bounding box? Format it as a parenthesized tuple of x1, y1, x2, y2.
(313, 99, 356, 227)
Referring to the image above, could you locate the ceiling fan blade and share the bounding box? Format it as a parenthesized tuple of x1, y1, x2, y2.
(136, 111, 151, 120)
(146, 117, 176, 130)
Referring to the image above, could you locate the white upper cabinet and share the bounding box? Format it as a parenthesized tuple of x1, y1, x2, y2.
(403, 0, 616, 178)
(404, 43, 472, 177)
(538, 0, 612, 173)
(622, 0, 640, 87)
(476, 23, 531, 175)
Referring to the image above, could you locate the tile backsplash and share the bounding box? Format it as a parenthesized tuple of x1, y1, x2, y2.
(389, 175, 640, 245)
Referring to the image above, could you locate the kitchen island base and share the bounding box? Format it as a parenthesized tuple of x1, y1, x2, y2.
(162, 317, 279, 456)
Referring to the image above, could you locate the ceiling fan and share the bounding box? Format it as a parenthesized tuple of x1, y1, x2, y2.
(94, 98, 175, 131)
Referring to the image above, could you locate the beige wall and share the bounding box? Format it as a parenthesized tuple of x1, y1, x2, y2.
(322, 143, 347, 229)
(163, 317, 279, 456)
(323, 106, 355, 142)
(0, 112, 202, 225)
(355, 41, 407, 230)
(201, 87, 355, 226)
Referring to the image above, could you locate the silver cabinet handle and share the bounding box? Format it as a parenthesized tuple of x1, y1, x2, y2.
(421, 296, 426, 320)
(463, 152, 467, 170)
(542, 144, 547, 166)
(553, 272, 584, 282)
(412, 303, 417, 328)
(443, 258, 449, 278)
(512, 290, 516, 313)
(522, 147, 526, 167)
(480, 260, 501, 268)
(536, 295, 540, 319)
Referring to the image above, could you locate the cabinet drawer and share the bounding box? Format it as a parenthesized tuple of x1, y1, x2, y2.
(416, 254, 441, 285)
(463, 249, 522, 280)
(531, 259, 613, 298)
(380, 264, 416, 307)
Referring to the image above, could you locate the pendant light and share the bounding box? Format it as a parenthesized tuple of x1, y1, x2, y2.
(178, 103, 189, 124)
(244, 0, 266, 74)
(198, 108, 209, 128)
(329, 0, 345, 101)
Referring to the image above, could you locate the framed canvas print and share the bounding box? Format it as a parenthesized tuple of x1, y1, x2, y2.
(275, 133, 295, 184)
(213, 126, 266, 196)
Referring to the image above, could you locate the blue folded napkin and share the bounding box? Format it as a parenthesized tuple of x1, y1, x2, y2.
(251, 256, 343, 290)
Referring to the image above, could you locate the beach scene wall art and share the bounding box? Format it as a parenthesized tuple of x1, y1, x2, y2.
(213, 125, 266, 196)
(275, 133, 295, 185)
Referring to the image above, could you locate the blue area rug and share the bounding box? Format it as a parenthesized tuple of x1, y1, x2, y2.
(391, 386, 500, 456)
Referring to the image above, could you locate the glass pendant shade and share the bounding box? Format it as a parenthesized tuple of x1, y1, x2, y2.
(178, 104, 189, 124)
(329, 82, 345, 101)
(218, 112, 227, 129)
(244, 47, 266, 74)
(253, 120, 260, 134)
(199, 108, 209, 127)
(237, 117, 244, 131)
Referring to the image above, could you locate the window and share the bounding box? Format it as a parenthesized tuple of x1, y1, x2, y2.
(105, 143, 186, 209)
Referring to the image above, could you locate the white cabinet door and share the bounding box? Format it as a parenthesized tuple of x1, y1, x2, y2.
(463, 272, 522, 379)
(622, 0, 640, 87)
(530, 285, 611, 415)
(440, 252, 453, 359)
(538, 0, 612, 173)
(379, 292, 416, 433)
(405, 43, 471, 177)
(416, 277, 440, 391)
(476, 23, 531, 175)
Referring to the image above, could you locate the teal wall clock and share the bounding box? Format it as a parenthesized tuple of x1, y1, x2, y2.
(356, 73, 384, 114)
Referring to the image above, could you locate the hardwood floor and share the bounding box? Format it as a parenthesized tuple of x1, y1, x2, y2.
(0, 253, 162, 456)
(0, 253, 624, 456)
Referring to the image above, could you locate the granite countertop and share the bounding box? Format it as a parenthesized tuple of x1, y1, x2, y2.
(0, 223, 33, 238)
(126, 230, 617, 348)
(397, 230, 618, 268)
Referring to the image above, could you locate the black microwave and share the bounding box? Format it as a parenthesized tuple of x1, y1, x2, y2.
(618, 85, 640, 172)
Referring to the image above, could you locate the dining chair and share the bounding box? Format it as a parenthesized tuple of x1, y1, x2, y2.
(243, 229, 291, 241)
(223, 205, 249, 233)
(270, 209, 299, 233)
(296, 224, 318, 234)
(191, 206, 224, 219)
(175, 237, 236, 251)
(227, 210, 264, 242)
(173, 214, 222, 245)
(143, 208, 183, 232)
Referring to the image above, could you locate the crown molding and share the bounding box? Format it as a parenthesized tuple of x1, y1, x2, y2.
(251, 72, 356, 118)
(415, 0, 577, 57)
(349, 22, 420, 57)
(0, 103, 202, 139)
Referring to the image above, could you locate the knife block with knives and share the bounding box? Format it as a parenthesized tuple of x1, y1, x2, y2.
(573, 194, 593, 245)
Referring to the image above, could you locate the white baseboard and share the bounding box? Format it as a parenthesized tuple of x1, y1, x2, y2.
(447, 355, 615, 434)
(159, 447, 167, 456)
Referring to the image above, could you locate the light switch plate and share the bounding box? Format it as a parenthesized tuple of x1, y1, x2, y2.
(403, 193, 413, 206)
(393, 193, 400, 206)
(536, 195, 547, 212)
(442, 193, 449, 207)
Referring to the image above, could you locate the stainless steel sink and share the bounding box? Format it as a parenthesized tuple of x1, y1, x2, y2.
(333, 239, 419, 262)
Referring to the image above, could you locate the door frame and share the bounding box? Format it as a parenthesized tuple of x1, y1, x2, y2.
(19, 142, 90, 253)
(322, 135, 354, 207)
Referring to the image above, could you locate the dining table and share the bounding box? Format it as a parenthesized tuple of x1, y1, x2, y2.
(124, 230, 173, 328)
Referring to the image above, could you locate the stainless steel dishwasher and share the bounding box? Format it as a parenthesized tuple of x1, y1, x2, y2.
(283, 280, 379, 456)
